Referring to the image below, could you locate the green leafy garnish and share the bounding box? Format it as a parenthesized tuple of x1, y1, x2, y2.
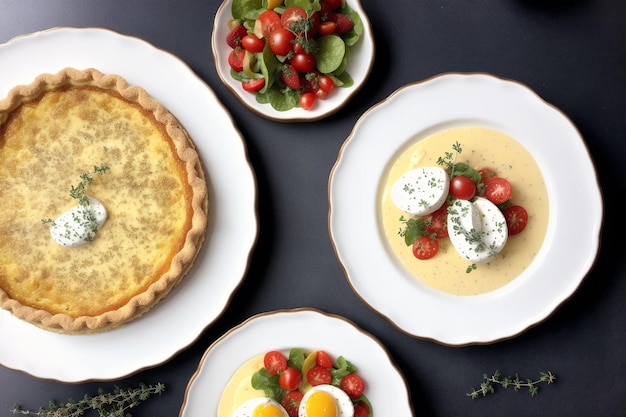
(69, 165, 110, 206)
(467, 370, 556, 399)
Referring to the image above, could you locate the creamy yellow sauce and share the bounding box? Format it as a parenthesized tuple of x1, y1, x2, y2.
(217, 355, 266, 417)
(381, 126, 549, 295)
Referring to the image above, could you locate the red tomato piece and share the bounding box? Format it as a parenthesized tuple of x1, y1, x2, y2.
(281, 390, 303, 417)
(450, 175, 477, 200)
(353, 403, 369, 417)
(318, 21, 337, 35)
(255, 10, 281, 37)
(292, 52, 316, 72)
(318, 75, 335, 93)
(241, 78, 265, 92)
(281, 6, 308, 31)
(241, 35, 265, 53)
(307, 366, 332, 386)
(478, 167, 497, 185)
(412, 235, 439, 260)
(264, 350, 287, 375)
(300, 92, 316, 110)
(226, 24, 248, 49)
(227, 48, 245, 72)
(425, 205, 448, 238)
(504, 205, 528, 235)
(333, 12, 354, 34)
(484, 177, 513, 204)
(323, 0, 343, 10)
(279, 367, 302, 391)
(339, 373, 365, 399)
(315, 350, 333, 368)
(269, 27, 295, 56)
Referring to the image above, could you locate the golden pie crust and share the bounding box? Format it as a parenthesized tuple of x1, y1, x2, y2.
(0, 68, 208, 334)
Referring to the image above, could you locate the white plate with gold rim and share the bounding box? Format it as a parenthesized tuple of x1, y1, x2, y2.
(179, 308, 414, 417)
(0, 27, 257, 382)
(329, 73, 603, 346)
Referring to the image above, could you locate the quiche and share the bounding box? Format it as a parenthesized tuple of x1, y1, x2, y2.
(0, 68, 208, 334)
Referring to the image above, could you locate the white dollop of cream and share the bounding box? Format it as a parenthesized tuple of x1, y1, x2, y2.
(50, 196, 107, 247)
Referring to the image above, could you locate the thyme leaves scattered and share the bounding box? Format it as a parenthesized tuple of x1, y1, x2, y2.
(467, 370, 556, 399)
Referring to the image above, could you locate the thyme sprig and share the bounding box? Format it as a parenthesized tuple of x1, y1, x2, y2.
(70, 165, 110, 206)
(11, 382, 165, 417)
(467, 370, 556, 399)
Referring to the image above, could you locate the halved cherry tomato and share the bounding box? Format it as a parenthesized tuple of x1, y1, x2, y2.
(241, 78, 265, 92)
(307, 366, 332, 386)
(315, 350, 333, 368)
(504, 205, 528, 235)
(450, 175, 477, 200)
(281, 6, 308, 31)
(241, 34, 265, 53)
(279, 367, 302, 391)
(255, 10, 281, 37)
(300, 92, 316, 110)
(339, 373, 365, 399)
(292, 52, 316, 72)
(264, 350, 287, 375)
(269, 27, 295, 56)
(281, 390, 303, 417)
(484, 177, 512, 204)
(425, 205, 448, 238)
(412, 235, 439, 260)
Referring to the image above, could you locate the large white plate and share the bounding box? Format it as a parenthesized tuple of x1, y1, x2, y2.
(211, 0, 375, 122)
(329, 73, 603, 346)
(0, 27, 257, 381)
(179, 309, 414, 417)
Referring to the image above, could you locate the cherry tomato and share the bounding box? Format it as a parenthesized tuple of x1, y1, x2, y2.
(264, 350, 287, 375)
(478, 167, 497, 185)
(269, 27, 295, 56)
(281, 390, 303, 417)
(279, 367, 302, 391)
(354, 403, 369, 417)
(315, 88, 327, 99)
(412, 235, 439, 260)
(227, 48, 245, 72)
(318, 75, 335, 93)
(307, 366, 332, 386)
(292, 52, 316, 72)
(318, 21, 337, 35)
(241, 78, 265, 92)
(281, 6, 308, 31)
(255, 10, 281, 37)
(425, 205, 448, 238)
(292, 41, 305, 54)
(315, 350, 333, 368)
(484, 177, 512, 204)
(504, 205, 528, 235)
(339, 373, 365, 399)
(300, 92, 316, 110)
(450, 175, 477, 200)
(241, 35, 265, 53)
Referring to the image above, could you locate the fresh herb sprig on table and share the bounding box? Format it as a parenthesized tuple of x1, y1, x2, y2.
(11, 383, 165, 417)
(467, 370, 556, 399)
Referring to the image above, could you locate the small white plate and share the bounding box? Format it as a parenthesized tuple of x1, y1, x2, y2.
(179, 309, 414, 417)
(0, 27, 257, 382)
(211, 0, 375, 122)
(329, 73, 603, 346)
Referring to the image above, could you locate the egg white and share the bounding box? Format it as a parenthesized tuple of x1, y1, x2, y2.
(298, 384, 354, 417)
(233, 397, 289, 417)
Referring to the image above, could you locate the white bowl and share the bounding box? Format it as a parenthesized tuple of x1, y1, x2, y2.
(211, 0, 375, 122)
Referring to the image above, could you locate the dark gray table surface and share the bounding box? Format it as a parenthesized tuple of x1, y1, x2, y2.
(1, 1, 625, 416)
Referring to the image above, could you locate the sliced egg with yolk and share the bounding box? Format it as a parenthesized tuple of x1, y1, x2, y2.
(233, 397, 289, 417)
(391, 166, 449, 216)
(298, 384, 354, 417)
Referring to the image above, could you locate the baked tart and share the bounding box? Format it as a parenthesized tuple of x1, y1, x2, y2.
(0, 68, 208, 334)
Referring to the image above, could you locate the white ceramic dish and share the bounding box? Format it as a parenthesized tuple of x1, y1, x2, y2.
(179, 309, 414, 417)
(0, 27, 257, 382)
(211, 0, 375, 122)
(329, 73, 603, 346)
